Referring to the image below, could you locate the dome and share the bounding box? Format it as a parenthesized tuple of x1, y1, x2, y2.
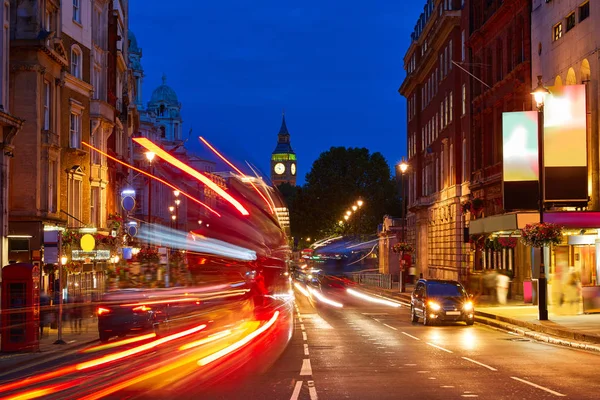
(149, 74, 179, 106)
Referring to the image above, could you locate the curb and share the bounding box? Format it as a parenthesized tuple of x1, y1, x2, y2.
(356, 285, 600, 353)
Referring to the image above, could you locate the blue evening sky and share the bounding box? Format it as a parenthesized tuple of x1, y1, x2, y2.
(129, 1, 424, 185)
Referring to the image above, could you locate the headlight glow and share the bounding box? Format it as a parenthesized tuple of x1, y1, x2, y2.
(427, 301, 441, 311)
(463, 301, 474, 311)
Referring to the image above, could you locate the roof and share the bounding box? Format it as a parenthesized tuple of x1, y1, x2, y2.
(279, 114, 289, 135)
(149, 74, 179, 106)
(129, 31, 140, 53)
(272, 113, 294, 154)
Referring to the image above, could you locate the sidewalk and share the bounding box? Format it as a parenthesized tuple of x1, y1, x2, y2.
(358, 283, 600, 353)
(0, 316, 99, 372)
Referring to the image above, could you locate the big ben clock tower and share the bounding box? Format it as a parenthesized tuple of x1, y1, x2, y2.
(271, 112, 297, 186)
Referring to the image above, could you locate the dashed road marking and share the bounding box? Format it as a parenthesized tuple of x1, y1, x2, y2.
(302, 332, 308, 341)
(383, 323, 398, 330)
(304, 343, 309, 355)
(511, 377, 566, 397)
(462, 357, 497, 371)
(301, 324, 305, 330)
(441, 385, 455, 388)
(300, 359, 313, 376)
(426, 342, 453, 353)
(290, 380, 303, 400)
(401, 332, 420, 340)
(307, 380, 318, 400)
(298, 317, 303, 323)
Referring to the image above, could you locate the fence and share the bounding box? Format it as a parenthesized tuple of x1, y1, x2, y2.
(349, 270, 394, 290)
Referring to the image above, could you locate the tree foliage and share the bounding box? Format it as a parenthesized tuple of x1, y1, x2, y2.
(286, 147, 401, 243)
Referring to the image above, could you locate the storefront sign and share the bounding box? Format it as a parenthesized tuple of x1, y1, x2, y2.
(71, 250, 111, 261)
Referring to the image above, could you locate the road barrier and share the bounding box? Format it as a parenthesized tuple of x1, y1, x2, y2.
(349, 271, 394, 290)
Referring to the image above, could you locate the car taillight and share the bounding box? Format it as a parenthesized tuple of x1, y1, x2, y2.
(132, 305, 151, 312)
(97, 307, 111, 316)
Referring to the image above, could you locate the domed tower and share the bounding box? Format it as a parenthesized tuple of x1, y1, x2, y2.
(147, 74, 183, 142)
(271, 112, 297, 186)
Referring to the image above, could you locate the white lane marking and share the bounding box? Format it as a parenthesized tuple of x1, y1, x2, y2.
(511, 377, 566, 397)
(361, 312, 389, 315)
(417, 370, 430, 373)
(302, 332, 308, 341)
(405, 363, 417, 366)
(441, 385, 455, 388)
(426, 342, 453, 353)
(304, 343, 309, 355)
(383, 323, 397, 331)
(368, 338, 378, 341)
(462, 357, 497, 371)
(290, 380, 303, 400)
(401, 332, 420, 340)
(461, 395, 479, 398)
(377, 346, 386, 349)
(428, 377, 436, 380)
(300, 359, 313, 376)
(298, 318, 303, 323)
(301, 324, 305, 330)
(373, 318, 381, 322)
(308, 380, 318, 400)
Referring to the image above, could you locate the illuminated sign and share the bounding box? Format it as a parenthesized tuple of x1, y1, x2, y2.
(71, 250, 111, 261)
(502, 111, 539, 182)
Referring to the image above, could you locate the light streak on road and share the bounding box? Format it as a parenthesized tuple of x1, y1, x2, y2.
(346, 289, 401, 308)
(81, 141, 220, 217)
(81, 333, 157, 354)
(133, 137, 249, 216)
(307, 287, 344, 308)
(198, 311, 280, 366)
(5, 380, 83, 400)
(76, 324, 207, 370)
(200, 136, 274, 214)
(294, 282, 310, 297)
(178, 330, 233, 351)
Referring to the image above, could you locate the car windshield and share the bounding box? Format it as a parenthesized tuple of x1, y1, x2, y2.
(427, 282, 465, 297)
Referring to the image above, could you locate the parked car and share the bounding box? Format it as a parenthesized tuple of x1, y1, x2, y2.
(410, 279, 474, 326)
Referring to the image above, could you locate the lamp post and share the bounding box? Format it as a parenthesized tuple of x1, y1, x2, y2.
(398, 160, 409, 292)
(145, 151, 156, 238)
(169, 206, 175, 228)
(174, 198, 181, 231)
(54, 255, 68, 345)
(531, 75, 550, 321)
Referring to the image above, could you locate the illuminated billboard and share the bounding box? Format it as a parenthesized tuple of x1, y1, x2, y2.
(543, 84, 588, 202)
(502, 111, 539, 210)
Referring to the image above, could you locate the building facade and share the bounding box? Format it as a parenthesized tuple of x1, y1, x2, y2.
(271, 113, 297, 187)
(399, 0, 467, 281)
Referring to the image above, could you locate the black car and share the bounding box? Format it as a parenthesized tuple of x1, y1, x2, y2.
(410, 279, 474, 326)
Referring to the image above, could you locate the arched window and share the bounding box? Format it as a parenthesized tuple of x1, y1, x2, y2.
(160, 126, 166, 138)
(566, 67, 577, 85)
(554, 75, 563, 87)
(71, 46, 82, 79)
(581, 59, 591, 82)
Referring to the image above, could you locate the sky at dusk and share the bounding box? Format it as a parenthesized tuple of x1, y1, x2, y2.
(129, 1, 425, 185)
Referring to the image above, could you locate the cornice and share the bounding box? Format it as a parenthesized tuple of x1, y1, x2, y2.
(64, 73, 94, 97)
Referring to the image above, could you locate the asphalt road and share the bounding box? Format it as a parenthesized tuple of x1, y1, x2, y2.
(2, 282, 600, 399)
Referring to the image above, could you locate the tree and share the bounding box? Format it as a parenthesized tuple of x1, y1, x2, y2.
(289, 147, 401, 241)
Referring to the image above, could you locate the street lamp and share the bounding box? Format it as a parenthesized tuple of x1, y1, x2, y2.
(398, 159, 409, 293)
(531, 75, 550, 321)
(174, 199, 181, 230)
(54, 255, 69, 345)
(145, 151, 156, 236)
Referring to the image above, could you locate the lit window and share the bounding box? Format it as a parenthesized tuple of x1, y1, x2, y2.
(462, 84, 466, 115)
(43, 81, 50, 130)
(553, 23, 562, 41)
(73, 0, 81, 23)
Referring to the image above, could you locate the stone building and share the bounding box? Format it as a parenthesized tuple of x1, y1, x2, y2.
(0, 1, 23, 268)
(399, 0, 467, 281)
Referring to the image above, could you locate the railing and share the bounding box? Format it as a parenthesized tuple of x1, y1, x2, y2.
(349, 270, 394, 290)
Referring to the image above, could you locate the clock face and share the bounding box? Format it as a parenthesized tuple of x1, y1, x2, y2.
(291, 163, 296, 175)
(274, 162, 285, 175)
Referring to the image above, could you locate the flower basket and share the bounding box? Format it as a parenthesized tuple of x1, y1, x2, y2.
(108, 213, 124, 230)
(43, 264, 57, 275)
(471, 198, 484, 214)
(65, 261, 83, 274)
(169, 250, 185, 265)
(520, 223, 563, 248)
(461, 201, 472, 214)
(136, 246, 160, 264)
(484, 238, 502, 251)
(62, 230, 82, 248)
(498, 237, 518, 249)
(392, 242, 414, 254)
(469, 234, 486, 251)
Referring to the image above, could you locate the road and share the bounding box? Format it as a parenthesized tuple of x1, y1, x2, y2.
(1, 281, 600, 399)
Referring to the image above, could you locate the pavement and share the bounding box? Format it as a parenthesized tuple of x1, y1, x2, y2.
(0, 315, 99, 371)
(356, 282, 600, 353)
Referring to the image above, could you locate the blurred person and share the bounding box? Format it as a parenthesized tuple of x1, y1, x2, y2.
(496, 271, 511, 305)
(563, 266, 582, 313)
(39, 291, 51, 337)
(72, 294, 84, 334)
(483, 269, 498, 303)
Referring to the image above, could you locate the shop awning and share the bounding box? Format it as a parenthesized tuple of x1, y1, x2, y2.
(469, 211, 600, 235)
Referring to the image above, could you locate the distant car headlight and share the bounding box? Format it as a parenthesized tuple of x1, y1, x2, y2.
(463, 301, 474, 311)
(427, 301, 441, 311)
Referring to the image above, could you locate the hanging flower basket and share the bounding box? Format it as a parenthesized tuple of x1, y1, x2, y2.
(136, 246, 160, 264)
(469, 234, 486, 250)
(498, 237, 518, 249)
(65, 261, 83, 274)
(108, 213, 124, 230)
(62, 230, 82, 248)
(461, 201, 472, 214)
(392, 242, 414, 254)
(471, 198, 484, 214)
(484, 238, 502, 251)
(169, 250, 185, 265)
(520, 223, 563, 248)
(43, 264, 57, 275)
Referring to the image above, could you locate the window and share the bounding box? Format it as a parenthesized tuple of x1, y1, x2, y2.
(553, 23, 562, 41)
(91, 129, 101, 164)
(73, 0, 81, 23)
(461, 30, 466, 61)
(462, 84, 466, 115)
(68, 176, 83, 228)
(462, 138, 467, 182)
(43, 81, 50, 130)
(566, 13, 576, 32)
(93, 66, 101, 99)
(91, 187, 100, 227)
(71, 47, 82, 78)
(448, 40, 453, 70)
(449, 91, 453, 123)
(70, 112, 81, 148)
(48, 160, 57, 213)
(580, 2, 590, 22)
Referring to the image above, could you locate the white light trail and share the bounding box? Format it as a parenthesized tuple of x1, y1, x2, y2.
(346, 289, 401, 308)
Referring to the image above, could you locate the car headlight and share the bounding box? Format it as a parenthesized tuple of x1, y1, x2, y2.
(427, 301, 441, 311)
(463, 301, 473, 311)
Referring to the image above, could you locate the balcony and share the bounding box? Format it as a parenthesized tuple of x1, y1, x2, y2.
(90, 99, 115, 121)
(41, 130, 59, 147)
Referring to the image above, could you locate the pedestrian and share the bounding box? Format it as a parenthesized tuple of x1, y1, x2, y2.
(496, 271, 511, 305)
(483, 269, 498, 303)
